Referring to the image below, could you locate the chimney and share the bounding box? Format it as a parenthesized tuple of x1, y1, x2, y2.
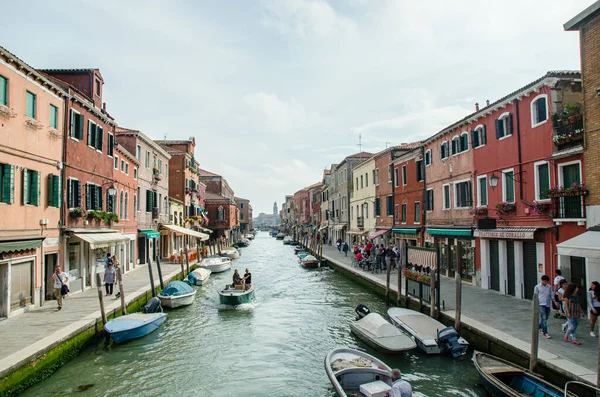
(486, 99, 490, 106)
(102, 102, 106, 112)
(475, 102, 479, 111)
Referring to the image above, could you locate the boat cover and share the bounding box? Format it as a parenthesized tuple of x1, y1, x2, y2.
(188, 268, 211, 284)
(160, 281, 194, 297)
(104, 313, 166, 333)
(302, 255, 318, 262)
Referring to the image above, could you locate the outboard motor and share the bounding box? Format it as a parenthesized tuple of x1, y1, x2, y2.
(355, 304, 371, 320)
(143, 297, 163, 314)
(187, 272, 198, 286)
(437, 326, 466, 358)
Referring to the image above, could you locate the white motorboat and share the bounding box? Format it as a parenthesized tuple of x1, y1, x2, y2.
(221, 248, 240, 259)
(157, 281, 196, 308)
(199, 256, 232, 273)
(246, 234, 255, 240)
(300, 255, 320, 269)
(283, 236, 293, 244)
(186, 268, 211, 286)
(325, 347, 393, 397)
(387, 307, 468, 357)
(350, 308, 416, 353)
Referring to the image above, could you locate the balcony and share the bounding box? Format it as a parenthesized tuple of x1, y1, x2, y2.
(357, 216, 364, 229)
(552, 109, 583, 152)
(152, 168, 162, 182)
(552, 195, 586, 220)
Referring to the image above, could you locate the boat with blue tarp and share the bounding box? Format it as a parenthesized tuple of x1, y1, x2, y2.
(104, 312, 167, 344)
(158, 281, 196, 308)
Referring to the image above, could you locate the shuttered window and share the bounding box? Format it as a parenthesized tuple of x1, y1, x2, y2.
(22, 169, 41, 206)
(455, 181, 472, 208)
(478, 176, 488, 206)
(503, 172, 515, 203)
(70, 110, 84, 139)
(443, 184, 451, 209)
(402, 165, 407, 186)
(0, 75, 7, 106)
(87, 121, 103, 151)
(386, 196, 393, 216)
(49, 105, 58, 129)
(414, 202, 421, 223)
(26, 91, 36, 119)
(107, 133, 114, 157)
(537, 163, 550, 200)
(0, 163, 15, 204)
(47, 174, 61, 207)
(401, 204, 407, 223)
(146, 189, 153, 212)
(496, 114, 513, 139)
(425, 189, 434, 211)
(416, 160, 423, 182)
(68, 179, 81, 208)
(86, 183, 102, 210)
(375, 197, 380, 216)
(440, 141, 448, 159)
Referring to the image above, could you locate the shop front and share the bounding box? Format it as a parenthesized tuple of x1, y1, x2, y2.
(347, 229, 368, 244)
(427, 227, 474, 283)
(369, 228, 391, 247)
(392, 227, 420, 249)
(474, 227, 543, 299)
(138, 229, 160, 266)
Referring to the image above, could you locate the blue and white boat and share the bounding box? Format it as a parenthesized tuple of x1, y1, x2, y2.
(104, 312, 167, 344)
(158, 281, 196, 308)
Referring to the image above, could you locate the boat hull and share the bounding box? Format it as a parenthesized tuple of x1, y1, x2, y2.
(301, 261, 319, 268)
(350, 316, 416, 353)
(104, 313, 167, 344)
(200, 262, 231, 273)
(218, 286, 255, 305)
(158, 291, 196, 308)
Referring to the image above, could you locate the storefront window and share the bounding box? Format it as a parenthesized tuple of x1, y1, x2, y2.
(10, 260, 32, 310)
(458, 239, 474, 280)
(439, 242, 448, 275)
(68, 242, 81, 280)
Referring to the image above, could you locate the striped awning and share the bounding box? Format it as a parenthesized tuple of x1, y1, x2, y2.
(407, 248, 437, 269)
(369, 229, 390, 240)
(347, 229, 368, 235)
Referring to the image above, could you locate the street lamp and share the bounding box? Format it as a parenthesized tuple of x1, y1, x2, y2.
(489, 173, 499, 191)
(106, 183, 117, 196)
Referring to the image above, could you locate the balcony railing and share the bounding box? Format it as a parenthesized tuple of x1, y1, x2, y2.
(552, 195, 586, 219)
(357, 216, 364, 229)
(553, 117, 583, 151)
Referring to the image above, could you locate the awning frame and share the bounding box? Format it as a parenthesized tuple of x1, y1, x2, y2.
(72, 232, 131, 249)
(161, 224, 210, 241)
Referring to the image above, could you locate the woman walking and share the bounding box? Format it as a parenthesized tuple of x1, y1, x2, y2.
(104, 263, 116, 296)
(588, 281, 600, 337)
(563, 283, 585, 345)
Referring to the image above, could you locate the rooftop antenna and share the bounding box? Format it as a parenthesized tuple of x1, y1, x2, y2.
(164, 133, 167, 140)
(385, 142, 392, 149)
(357, 133, 362, 152)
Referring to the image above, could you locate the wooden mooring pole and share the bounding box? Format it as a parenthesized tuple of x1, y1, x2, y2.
(155, 256, 164, 290)
(116, 268, 127, 315)
(147, 257, 157, 297)
(530, 291, 539, 372)
(455, 272, 462, 331)
(397, 243, 403, 306)
(430, 271, 436, 318)
(385, 260, 391, 306)
(184, 236, 190, 276)
(96, 273, 108, 325)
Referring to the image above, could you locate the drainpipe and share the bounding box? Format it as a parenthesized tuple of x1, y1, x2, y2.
(421, 145, 426, 247)
(514, 99, 524, 200)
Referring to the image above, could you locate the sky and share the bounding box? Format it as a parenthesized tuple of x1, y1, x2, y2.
(0, 0, 590, 215)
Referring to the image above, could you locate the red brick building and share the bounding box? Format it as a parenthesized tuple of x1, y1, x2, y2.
(200, 169, 239, 245)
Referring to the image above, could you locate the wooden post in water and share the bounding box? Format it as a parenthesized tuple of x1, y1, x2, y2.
(455, 272, 462, 331)
(156, 256, 164, 290)
(397, 241, 403, 306)
(385, 260, 391, 306)
(116, 268, 127, 315)
(430, 271, 436, 318)
(184, 235, 190, 276)
(530, 291, 539, 372)
(147, 256, 156, 297)
(96, 273, 108, 325)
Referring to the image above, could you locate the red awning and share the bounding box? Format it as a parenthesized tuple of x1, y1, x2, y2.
(369, 228, 390, 240)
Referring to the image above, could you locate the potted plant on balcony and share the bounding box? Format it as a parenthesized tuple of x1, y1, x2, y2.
(471, 206, 488, 216)
(530, 200, 550, 215)
(495, 201, 516, 215)
(69, 208, 83, 218)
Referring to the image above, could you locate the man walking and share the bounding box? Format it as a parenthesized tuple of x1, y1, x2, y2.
(534, 275, 553, 339)
(389, 368, 412, 396)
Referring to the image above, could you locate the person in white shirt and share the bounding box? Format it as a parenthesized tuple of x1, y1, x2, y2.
(534, 275, 553, 338)
(51, 266, 69, 310)
(388, 369, 412, 397)
(588, 281, 600, 337)
(553, 269, 565, 318)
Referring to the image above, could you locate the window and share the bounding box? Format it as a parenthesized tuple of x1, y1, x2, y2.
(394, 204, 399, 221)
(416, 160, 423, 182)
(414, 202, 421, 223)
(355, 177, 358, 191)
(388, 165, 392, 183)
(165, 164, 168, 175)
(145, 189, 153, 212)
(477, 175, 488, 206)
(153, 154, 157, 168)
(69, 110, 84, 140)
(365, 173, 368, 187)
(0, 163, 15, 204)
(158, 159, 163, 174)
(86, 183, 102, 211)
(424, 150, 432, 166)
(120, 190, 124, 217)
(531, 94, 548, 127)
(125, 192, 129, 220)
(106, 190, 114, 213)
(0, 75, 7, 106)
(95, 79, 101, 96)
(394, 168, 399, 187)
(137, 187, 141, 211)
(401, 204, 407, 223)
(22, 169, 41, 206)
(386, 195, 393, 216)
(120, 159, 125, 172)
(26, 91, 36, 119)
(443, 184, 451, 209)
(47, 174, 61, 207)
(503, 170, 515, 203)
(360, 175, 363, 189)
(440, 141, 448, 159)
(125, 163, 129, 175)
(87, 120, 103, 151)
(535, 162, 550, 200)
(136, 145, 141, 160)
(460, 133, 469, 152)
(67, 179, 81, 208)
(365, 203, 368, 219)
(496, 112, 513, 139)
(49, 105, 58, 129)
(158, 193, 162, 213)
(375, 169, 379, 185)
(107, 133, 114, 157)
(402, 165, 407, 186)
(145, 151, 150, 168)
(425, 189, 434, 211)
(451, 137, 459, 155)
(455, 180, 472, 208)
(374, 198, 381, 216)
(133, 195, 137, 220)
(114, 155, 119, 170)
(472, 125, 487, 148)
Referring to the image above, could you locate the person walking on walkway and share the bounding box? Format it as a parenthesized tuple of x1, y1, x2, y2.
(342, 242, 349, 257)
(51, 266, 69, 310)
(553, 269, 565, 318)
(104, 263, 116, 296)
(388, 368, 412, 396)
(588, 281, 600, 337)
(563, 283, 585, 345)
(534, 275, 553, 339)
(336, 238, 342, 252)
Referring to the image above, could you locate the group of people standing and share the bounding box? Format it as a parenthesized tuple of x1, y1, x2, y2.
(535, 269, 600, 345)
(349, 240, 401, 273)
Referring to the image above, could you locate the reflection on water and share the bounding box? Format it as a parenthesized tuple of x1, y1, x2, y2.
(23, 232, 486, 397)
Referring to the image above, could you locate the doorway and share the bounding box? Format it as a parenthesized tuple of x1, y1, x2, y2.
(44, 253, 58, 301)
(570, 256, 587, 311)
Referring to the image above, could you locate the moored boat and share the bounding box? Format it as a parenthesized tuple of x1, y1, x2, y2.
(237, 238, 250, 247)
(199, 256, 232, 273)
(218, 284, 255, 305)
(300, 254, 320, 268)
(221, 247, 241, 259)
(472, 351, 569, 397)
(387, 307, 468, 357)
(350, 305, 416, 353)
(325, 347, 393, 397)
(104, 312, 167, 344)
(158, 281, 196, 308)
(276, 232, 285, 240)
(283, 236, 293, 244)
(187, 268, 211, 286)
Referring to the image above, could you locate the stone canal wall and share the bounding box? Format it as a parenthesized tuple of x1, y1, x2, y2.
(0, 261, 197, 397)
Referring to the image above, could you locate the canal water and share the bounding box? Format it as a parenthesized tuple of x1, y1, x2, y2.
(23, 232, 486, 397)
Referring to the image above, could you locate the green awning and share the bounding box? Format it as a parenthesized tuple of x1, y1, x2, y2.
(139, 229, 161, 239)
(427, 228, 472, 237)
(194, 205, 204, 212)
(392, 227, 418, 235)
(0, 238, 43, 254)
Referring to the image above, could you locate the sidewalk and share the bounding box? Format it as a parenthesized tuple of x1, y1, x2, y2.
(318, 243, 597, 384)
(0, 259, 188, 379)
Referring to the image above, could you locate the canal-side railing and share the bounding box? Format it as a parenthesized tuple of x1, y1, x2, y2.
(404, 245, 441, 310)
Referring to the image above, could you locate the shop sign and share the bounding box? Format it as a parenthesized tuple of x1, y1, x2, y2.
(475, 230, 534, 240)
(425, 236, 434, 244)
(43, 238, 59, 248)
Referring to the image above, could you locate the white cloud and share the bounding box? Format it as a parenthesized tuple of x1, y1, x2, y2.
(243, 92, 307, 135)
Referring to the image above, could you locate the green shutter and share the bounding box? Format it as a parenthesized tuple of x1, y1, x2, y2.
(49, 105, 58, 129)
(97, 186, 103, 210)
(33, 171, 41, 206)
(97, 126, 103, 151)
(0, 76, 7, 106)
(75, 181, 81, 208)
(506, 172, 514, 203)
(86, 184, 92, 210)
(22, 169, 29, 205)
(47, 174, 54, 206)
(479, 177, 487, 206)
(538, 164, 550, 199)
(26, 91, 36, 118)
(87, 121, 93, 146)
(53, 175, 61, 207)
(2, 164, 14, 204)
(77, 114, 84, 140)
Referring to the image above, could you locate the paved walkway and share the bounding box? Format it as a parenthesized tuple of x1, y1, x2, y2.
(318, 243, 598, 384)
(0, 259, 190, 378)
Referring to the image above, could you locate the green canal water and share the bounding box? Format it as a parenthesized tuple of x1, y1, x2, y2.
(23, 232, 486, 397)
